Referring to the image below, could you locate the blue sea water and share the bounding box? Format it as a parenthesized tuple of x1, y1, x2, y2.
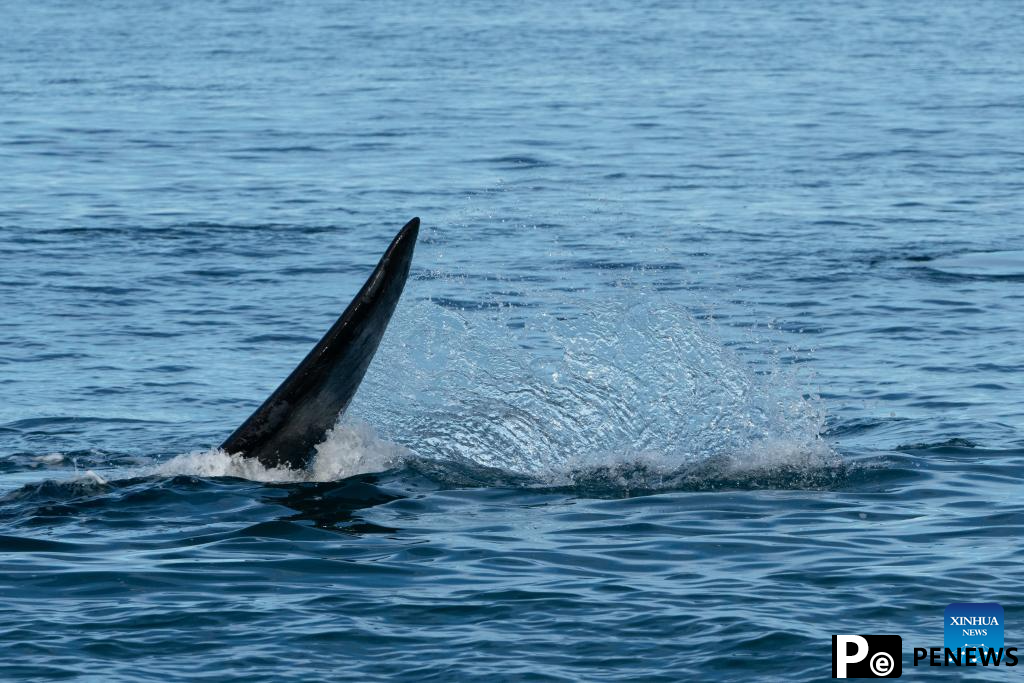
(2, 1, 1023, 680)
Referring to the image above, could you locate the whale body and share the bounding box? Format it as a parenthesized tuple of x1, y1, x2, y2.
(220, 217, 419, 469)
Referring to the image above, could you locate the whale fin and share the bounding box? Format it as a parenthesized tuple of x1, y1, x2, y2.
(221, 217, 420, 469)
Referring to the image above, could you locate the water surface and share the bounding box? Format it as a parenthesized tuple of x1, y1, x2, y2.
(2, 1, 1023, 680)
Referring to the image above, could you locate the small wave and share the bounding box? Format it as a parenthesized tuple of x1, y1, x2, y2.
(1, 475, 113, 504)
(895, 437, 977, 451)
(2, 416, 166, 431)
(925, 250, 1024, 279)
(477, 155, 555, 169)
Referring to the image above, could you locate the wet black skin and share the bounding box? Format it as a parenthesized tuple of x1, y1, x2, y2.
(220, 217, 419, 469)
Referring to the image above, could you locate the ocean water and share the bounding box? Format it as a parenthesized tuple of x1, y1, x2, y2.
(2, 1, 1023, 680)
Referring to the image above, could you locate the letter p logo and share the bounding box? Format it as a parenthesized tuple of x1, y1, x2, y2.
(832, 635, 902, 678)
(834, 635, 868, 678)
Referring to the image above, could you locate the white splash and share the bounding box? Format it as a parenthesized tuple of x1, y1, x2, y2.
(154, 420, 408, 483)
(355, 293, 836, 482)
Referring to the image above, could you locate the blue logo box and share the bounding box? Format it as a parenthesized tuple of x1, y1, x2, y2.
(945, 603, 1004, 662)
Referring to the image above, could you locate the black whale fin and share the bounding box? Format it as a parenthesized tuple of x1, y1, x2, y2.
(221, 217, 420, 469)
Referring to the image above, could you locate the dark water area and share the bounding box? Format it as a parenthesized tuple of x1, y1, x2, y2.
(2, 1, 1023, 680)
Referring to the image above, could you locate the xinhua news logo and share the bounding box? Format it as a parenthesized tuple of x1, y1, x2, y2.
(832, 635, 902, 678)
(944, 603, 1003, 663)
